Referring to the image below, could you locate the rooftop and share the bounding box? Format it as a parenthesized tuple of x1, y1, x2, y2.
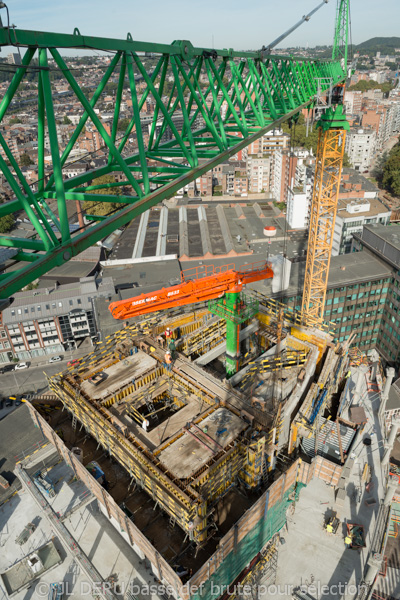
(337, 196, 390, 220)
(3, 276, 114, 325)
(340, 168, 380, 195)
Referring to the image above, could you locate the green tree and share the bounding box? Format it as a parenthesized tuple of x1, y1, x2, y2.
(19, 153, 33, 167)
(348, 80, 394, 95)
(82, 175, 123, 216)
(117, 117, 131, 132)
(63, 115, 72, 125)
(382, 141, 400, 196)
(342, 152, 351, 168)
(9, 116, 22, 124)
(371, 150, 389, 182)
(0, 214, 15, 233)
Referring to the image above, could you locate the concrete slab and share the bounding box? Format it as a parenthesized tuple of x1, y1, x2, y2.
(158, 408, 245, 479)
(261, 366, 387, 600)
(81, 351, 157, 401)
(146, 396, 204, 448)
(0, 458, 166, 600)
(1, 539, 62, 596)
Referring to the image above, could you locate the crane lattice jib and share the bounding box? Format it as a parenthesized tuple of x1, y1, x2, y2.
(332, 0, 349, 66)
(0, 25, 347, 298)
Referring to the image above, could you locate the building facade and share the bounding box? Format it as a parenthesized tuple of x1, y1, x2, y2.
(345, 128, 376, 172)
(0, 277, 114, 363)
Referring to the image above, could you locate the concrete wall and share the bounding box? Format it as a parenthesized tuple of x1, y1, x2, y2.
(25, 403, 184, 598)
(24, 403, 343, 600)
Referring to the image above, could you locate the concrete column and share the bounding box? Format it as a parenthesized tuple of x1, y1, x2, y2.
(382, 367, 395, 404)
(382, 419, 400, 466)
(353, 365, 369, 404)
(384, 475, 398, 506)
(364, 553, 383, 585)
(368, 349, 380, 382)
(133, 543, 145, 561)
(388, 419, 400, 447)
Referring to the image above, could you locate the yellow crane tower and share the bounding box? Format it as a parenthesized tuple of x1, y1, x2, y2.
(301, 0, 351, 323)
(301, 103, 349, 324)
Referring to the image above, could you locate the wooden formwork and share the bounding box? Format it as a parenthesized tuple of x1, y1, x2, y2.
(25, 403, 184, 597)
(24, 401, 344, 600)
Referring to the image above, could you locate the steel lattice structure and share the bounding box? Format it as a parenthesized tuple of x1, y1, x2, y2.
(301, 106, 349, 322)
(0, 5, 348, 298)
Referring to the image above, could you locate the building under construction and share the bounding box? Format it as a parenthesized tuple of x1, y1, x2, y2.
(46, 294, 354, 598)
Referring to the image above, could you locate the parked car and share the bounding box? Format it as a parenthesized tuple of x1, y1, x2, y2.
(49, 355, 62, 363)
(0, 364, 14, 374)
(14, 362, 28, 370)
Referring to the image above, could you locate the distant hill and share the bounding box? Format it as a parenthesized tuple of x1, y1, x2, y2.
(356, 37, 400, 55)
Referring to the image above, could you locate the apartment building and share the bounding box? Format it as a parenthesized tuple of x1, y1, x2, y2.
(343, 90, 363, 115)
(353, 224, 400, 366)
(247, 155, 270, 193)
(331, 170, 390, 255)
(345, 127, 376, 172)
(0, 277, 115, 363)
(277, 251, 392, 356)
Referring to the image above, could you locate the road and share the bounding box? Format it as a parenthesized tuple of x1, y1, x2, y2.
(1, 352, 87, 397)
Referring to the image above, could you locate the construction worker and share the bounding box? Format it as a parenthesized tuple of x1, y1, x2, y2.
(164, 350, 173, 372)
(326, 523, 333, 534)
(345, 535, 352, 548)
(169, 338, 176, 358)
(142, 418, 149, 432)
(165, 327, 173, 341)
(345, 370, 352, 379)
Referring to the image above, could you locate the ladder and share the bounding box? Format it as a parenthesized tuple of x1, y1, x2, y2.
(145, 397, 158, 421)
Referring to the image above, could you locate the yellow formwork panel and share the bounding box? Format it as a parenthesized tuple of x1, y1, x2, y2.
(290, 327, 327, 362)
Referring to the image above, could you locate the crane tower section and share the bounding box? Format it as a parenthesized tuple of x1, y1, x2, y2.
(301, 106, 349, 323)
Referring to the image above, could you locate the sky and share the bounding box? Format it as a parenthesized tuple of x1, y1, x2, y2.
(4, 0, 400, 52)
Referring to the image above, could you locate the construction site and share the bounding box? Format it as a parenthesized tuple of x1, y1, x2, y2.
(1, 297, 395, 600)
(0, 1, 400, 599)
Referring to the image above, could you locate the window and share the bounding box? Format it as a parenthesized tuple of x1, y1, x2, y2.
(69, 300, 73, 306)
(58, 302, 62, 308)
(77, 299, 82, 305)
(17, 309, 22, 315)
(37, 306, 41, 312)
(24, 308, 28, 314)
(31, 307, 35, 313)
(46, 304, 50, 310)
(11, 310, 15, 316)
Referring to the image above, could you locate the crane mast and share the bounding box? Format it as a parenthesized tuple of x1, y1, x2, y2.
(301, 0, 350, 323)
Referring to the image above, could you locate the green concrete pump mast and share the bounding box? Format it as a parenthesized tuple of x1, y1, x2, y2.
(0, 1, 348, 298)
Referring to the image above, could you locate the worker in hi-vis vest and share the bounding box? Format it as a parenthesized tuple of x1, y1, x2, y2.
(164, 350, 173, 372)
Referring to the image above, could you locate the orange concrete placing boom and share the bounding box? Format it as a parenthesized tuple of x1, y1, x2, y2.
(109, 261, 274, 320)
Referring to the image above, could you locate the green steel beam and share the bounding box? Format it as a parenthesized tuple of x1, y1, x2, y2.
(0, 21, 348, 298)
